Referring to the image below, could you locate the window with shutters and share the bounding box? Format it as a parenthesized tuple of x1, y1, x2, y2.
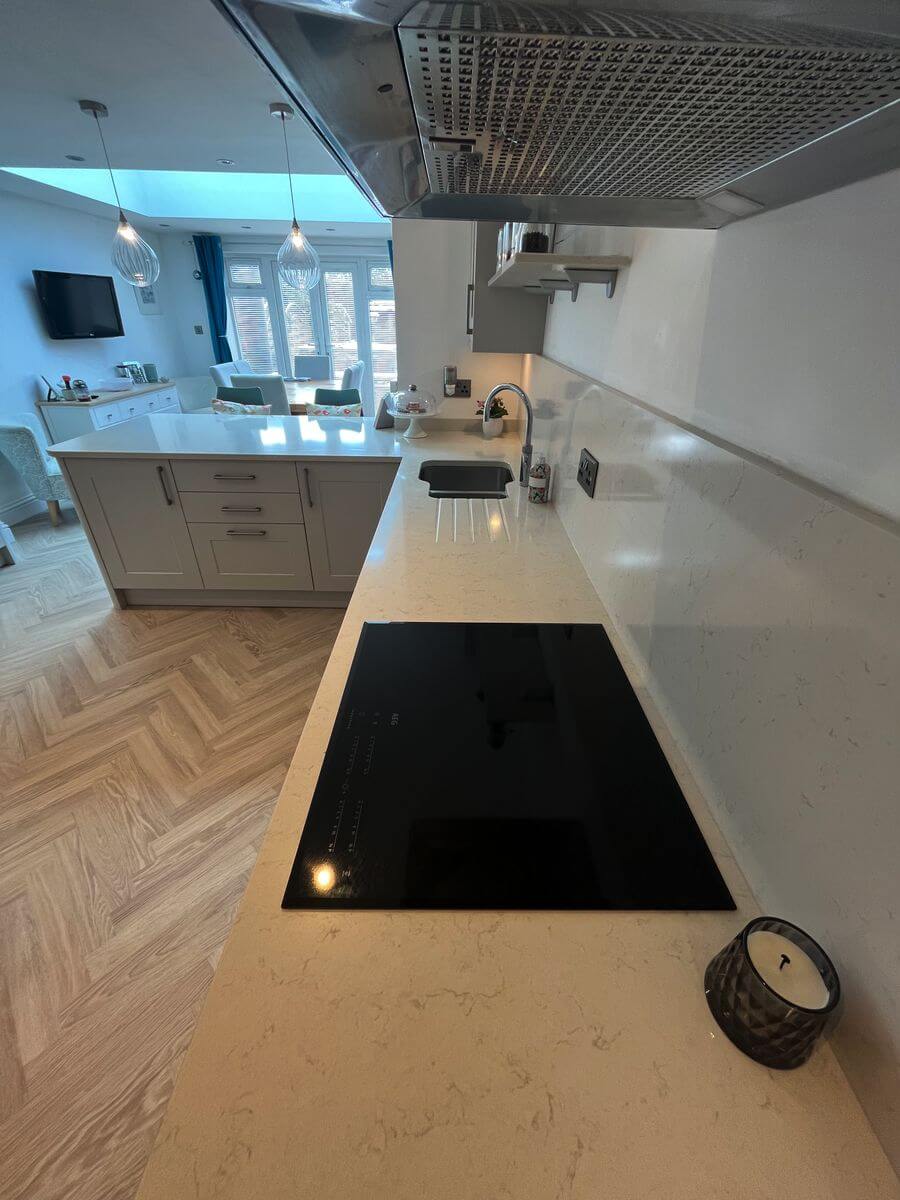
(223, 246, 396, 404)
(225, 258, 278, 373)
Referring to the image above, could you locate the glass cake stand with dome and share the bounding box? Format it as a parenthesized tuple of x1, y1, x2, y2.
(385, 384, 440, 439)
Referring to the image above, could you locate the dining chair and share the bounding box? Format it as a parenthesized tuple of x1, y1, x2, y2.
(0, 413, 71, 526)
(340, 360, 366, 393)
(209, 359, 252, 388)
(293, 354, 331, 381)
(231, 373, 291, 416)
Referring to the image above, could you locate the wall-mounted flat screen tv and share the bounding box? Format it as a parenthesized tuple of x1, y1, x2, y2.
(33, 270, 125, 339)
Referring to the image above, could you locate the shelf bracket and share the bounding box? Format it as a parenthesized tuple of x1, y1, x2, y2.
(565, 267, 618, 299)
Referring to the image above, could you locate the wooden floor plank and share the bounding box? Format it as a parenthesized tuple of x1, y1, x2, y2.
(0, 513, 343, 1200)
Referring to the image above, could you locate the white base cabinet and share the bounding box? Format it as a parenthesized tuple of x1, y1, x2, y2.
(65, 458, 202, 589)
(62, 454, 398, 606)
(301, 462, 397, 591)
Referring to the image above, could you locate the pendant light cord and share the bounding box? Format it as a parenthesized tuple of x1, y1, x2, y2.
(92, 112, 124, 214)
(279, 113, 297, 223)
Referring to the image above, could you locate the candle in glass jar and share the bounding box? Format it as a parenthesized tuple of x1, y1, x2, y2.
(746, 929, 831, 1009)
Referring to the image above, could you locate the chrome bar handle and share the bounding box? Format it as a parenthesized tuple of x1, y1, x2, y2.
(221, 505, 263, 513)
(213, 472, 257, 480)
(303, 467, 314, 507)
(226, 529, 267, 536)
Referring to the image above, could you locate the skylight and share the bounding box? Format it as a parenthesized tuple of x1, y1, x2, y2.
(1, 167, 388, 224)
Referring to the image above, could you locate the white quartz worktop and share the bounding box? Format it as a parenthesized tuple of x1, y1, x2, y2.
(135, 426, 899, 1200)
(48, 411, 403, 460)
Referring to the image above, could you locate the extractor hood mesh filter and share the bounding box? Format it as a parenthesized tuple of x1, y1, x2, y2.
(399, 3, 900, 198)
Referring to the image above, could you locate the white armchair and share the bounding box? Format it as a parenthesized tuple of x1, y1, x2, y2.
(0, 413, 71, 526)
(209, 359, 252, 389)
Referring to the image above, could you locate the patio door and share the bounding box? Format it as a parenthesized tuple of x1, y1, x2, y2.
(318, 262, 362, 394)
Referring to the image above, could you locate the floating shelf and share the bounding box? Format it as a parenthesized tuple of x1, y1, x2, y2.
(487, 251, 631, 300)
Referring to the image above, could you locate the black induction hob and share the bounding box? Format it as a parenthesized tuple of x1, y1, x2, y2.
(282, 622, 735, 911)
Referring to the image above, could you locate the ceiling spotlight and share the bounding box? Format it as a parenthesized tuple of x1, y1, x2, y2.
(66, 154, 85, 162)
(217, 158, 235, 166)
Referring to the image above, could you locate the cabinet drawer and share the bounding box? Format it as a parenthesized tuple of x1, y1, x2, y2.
(173, 460, 299, 493)
(180, 492, 303, 524)
(188, 522, 313, 590)
(145, 389, 177, 413)
(91, 403, 125, 429)
(117, 394, 150, 421)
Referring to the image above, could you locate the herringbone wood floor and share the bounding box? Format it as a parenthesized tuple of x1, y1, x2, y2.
(0, 513, 344, 1200)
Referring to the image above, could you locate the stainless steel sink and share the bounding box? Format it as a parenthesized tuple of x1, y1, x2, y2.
(419, 460, 514, 499)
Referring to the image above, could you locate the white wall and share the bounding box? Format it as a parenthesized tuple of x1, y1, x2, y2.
(0, 190, 197, 520)
(534, 167, 900, 1168)
(524, 353, 900, 1171)
(156, 233, 217, 411)
(392, 218, 523, 420)
(544, 166, 900, 523)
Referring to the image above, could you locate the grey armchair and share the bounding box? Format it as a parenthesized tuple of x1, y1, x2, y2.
(0, 413, 71, 525)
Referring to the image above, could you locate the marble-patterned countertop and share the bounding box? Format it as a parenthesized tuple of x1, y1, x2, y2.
(48, 411, 406, 460)
(135, 426, 899, 1200)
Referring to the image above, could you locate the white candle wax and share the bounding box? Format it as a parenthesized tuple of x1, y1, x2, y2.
(746, 930, 831, 1009)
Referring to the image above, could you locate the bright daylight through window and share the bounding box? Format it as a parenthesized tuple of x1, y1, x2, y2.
(225, 246, 396, 402)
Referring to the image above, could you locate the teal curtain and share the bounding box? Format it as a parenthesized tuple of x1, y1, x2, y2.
(193, 234, 231, 364)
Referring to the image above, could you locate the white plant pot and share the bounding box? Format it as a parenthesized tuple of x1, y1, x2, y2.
(482, 417, 503, 439)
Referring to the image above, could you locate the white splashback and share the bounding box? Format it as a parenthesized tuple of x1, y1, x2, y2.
(523, 352, 900, 1169)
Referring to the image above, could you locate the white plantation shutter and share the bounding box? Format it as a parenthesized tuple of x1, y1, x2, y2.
(368, 264, 393, 289)
(368, 297, 396, 394)
(322, 269, 359, 379)
(225, 257, 279, 373)
(230, 296, 278, 372)
(278, 277, 317, 360)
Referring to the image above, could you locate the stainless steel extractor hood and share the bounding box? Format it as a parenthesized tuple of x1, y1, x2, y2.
(212, 0, 900, 227)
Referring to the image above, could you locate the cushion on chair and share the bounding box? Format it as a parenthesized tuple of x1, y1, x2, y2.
(308, 387, 363, 418)
(213, 399, 273, 415)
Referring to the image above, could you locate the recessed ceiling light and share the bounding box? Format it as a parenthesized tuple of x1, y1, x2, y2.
(66, 154, 85, 161)
(217, 158, 235, 166)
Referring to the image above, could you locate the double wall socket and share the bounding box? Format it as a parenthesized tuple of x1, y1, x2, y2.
(577, 448, 599, 497)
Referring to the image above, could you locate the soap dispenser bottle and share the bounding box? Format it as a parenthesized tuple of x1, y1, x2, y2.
(528, 455, 551, 504)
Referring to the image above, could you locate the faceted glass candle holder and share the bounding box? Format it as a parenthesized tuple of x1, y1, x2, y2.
(705, 917, 840, 1070)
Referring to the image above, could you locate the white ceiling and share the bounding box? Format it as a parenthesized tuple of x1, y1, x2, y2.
(0, 0, 339, 175)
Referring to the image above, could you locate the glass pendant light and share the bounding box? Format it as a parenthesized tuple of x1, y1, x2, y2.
(80, 99, 160, 288)
(270, 102, 320, 292)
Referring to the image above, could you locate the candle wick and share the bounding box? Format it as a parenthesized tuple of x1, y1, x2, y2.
(779, 954, 791, 971)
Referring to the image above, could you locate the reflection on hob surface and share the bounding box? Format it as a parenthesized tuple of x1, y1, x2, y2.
(282, 622, 735, 911)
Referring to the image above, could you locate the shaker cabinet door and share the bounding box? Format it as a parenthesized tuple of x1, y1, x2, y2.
(300, 462, 397, 591)
(66, 457, 202, 589)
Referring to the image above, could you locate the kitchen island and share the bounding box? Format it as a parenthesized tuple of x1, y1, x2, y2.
(57, 415, 897, 1198)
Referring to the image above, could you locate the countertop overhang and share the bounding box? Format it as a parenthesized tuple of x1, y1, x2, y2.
(48, 411, 406, 461)
(121, 420, 899, 1199)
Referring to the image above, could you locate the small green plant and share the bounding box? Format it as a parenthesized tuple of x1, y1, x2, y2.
(476, 396, 508, 419)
